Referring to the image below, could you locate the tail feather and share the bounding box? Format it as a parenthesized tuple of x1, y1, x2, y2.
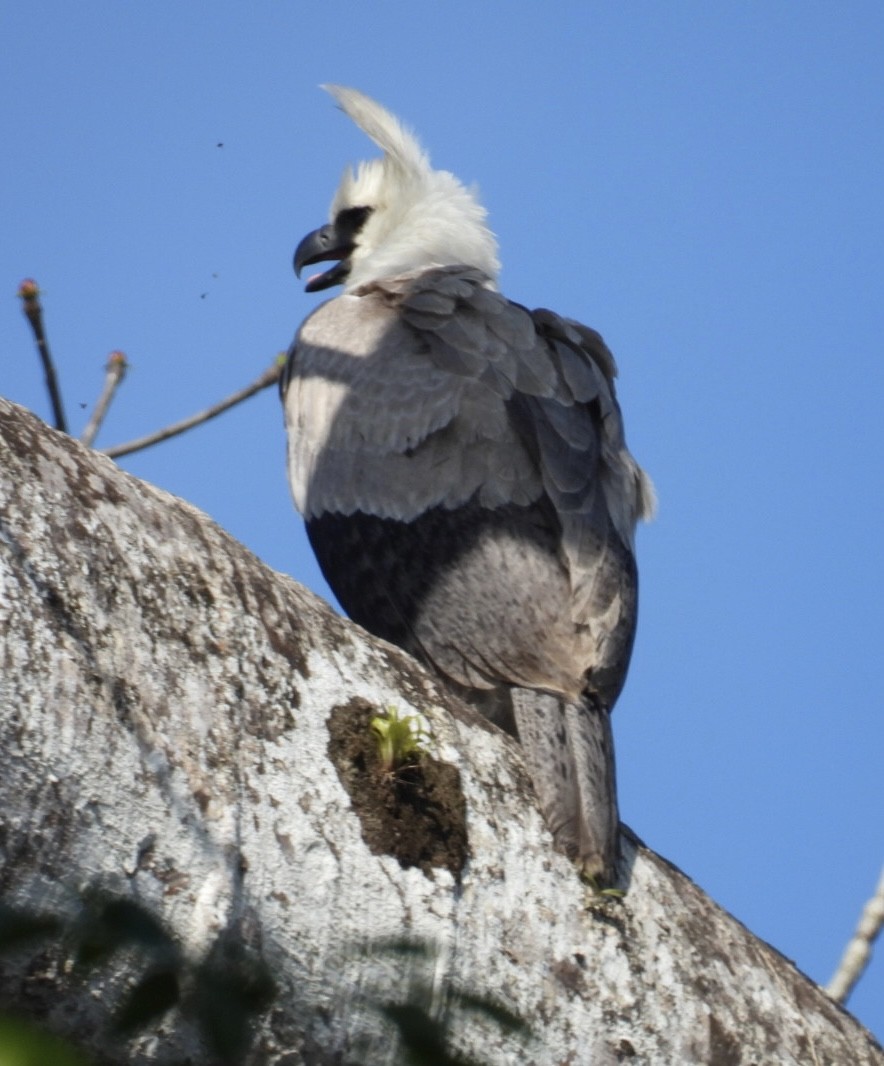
(511, 689, 619, 883)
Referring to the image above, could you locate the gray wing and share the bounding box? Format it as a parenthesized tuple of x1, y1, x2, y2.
(283, 264, 653, 631)
(285, 270, 542, 520)
(514, 310, 655, 626)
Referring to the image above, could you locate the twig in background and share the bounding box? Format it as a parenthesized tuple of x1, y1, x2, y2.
(18, 279, 68, 433)
(102, 358, 284, 460)
(81, 351, 129, 447)
(826, 865, 884, 1004)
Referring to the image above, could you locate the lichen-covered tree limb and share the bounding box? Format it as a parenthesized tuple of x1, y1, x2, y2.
(15, 280, 280, 460)
(80, 350, 129, 447)
(0, 397, 882, 1065)
(827, 867, 884, 1005)
(17, 279, 67, 433)
(102, 361, 282, 459)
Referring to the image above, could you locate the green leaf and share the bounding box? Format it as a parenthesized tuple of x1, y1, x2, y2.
(371, 707, 430, 771)
(0, 1014, 92, 1066)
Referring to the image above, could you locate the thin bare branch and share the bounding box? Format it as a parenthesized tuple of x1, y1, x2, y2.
(18, 279, 68, 433)
(102, 359, 284, 460)
(81, 351, 129, 447)
(825, 865, 884, 1004)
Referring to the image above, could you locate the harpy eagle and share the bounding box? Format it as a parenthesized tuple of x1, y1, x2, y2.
(282, 86, 655, 884)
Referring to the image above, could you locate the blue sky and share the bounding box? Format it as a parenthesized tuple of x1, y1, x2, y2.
(3, 2, 883, 1040)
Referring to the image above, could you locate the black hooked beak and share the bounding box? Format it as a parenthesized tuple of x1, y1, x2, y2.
(293, 223, 352, 293)
(293, 206, 372, 293)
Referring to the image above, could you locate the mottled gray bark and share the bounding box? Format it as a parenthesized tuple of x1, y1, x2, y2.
(0, 397, 881, 1066)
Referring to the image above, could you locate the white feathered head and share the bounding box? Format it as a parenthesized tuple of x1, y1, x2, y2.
(294, 86, 500, 292)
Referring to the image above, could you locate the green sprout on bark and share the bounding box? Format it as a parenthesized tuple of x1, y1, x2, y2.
(371, 707, 431, 773)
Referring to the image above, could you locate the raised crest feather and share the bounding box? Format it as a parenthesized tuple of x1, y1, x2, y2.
(321, 84, 429, 177)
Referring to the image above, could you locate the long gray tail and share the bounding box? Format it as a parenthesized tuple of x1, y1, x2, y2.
(511, 689, 619, 884)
